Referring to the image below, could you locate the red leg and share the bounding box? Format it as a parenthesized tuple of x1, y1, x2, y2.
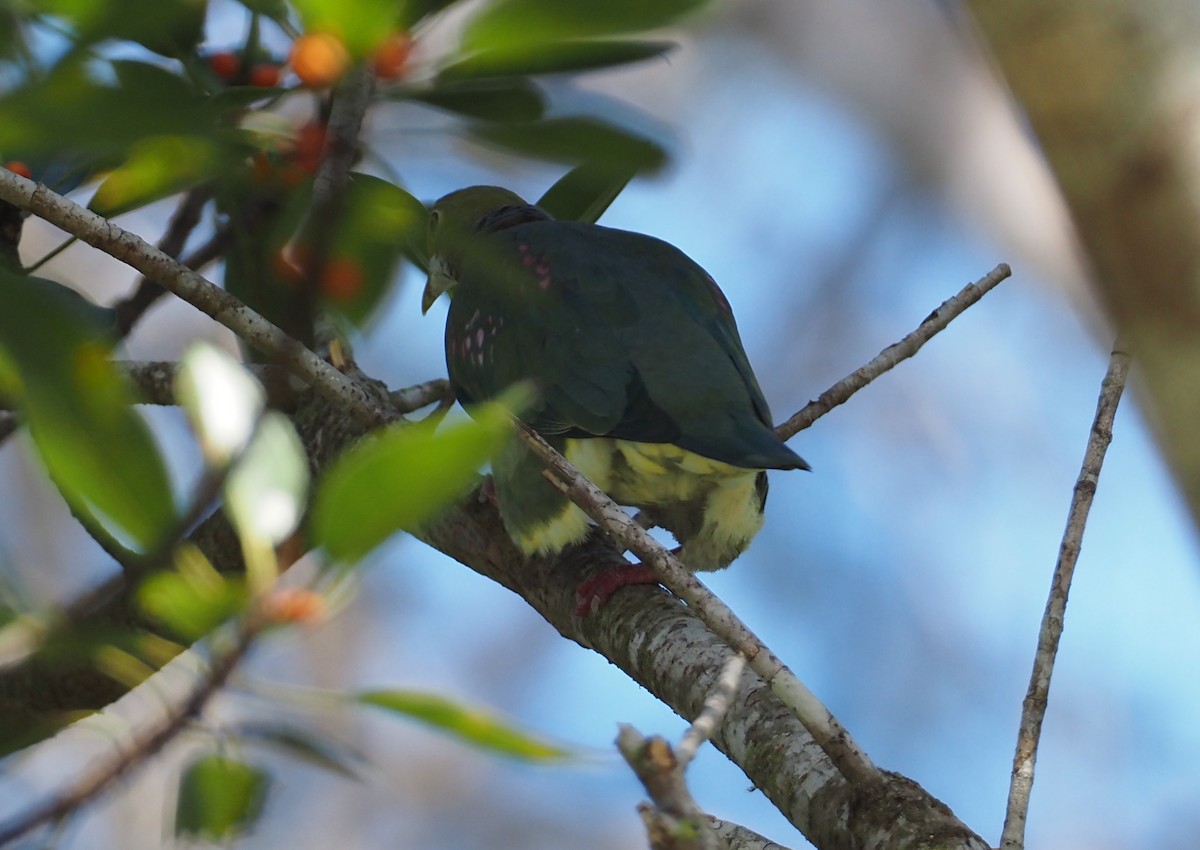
(575, 564, 660, 616)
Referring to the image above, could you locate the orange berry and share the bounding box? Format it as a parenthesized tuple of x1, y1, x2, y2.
(209, 51, 241, 81)
(248, 63, 281, 87)
(321, 257, 363, 302)
(289, 32, 350, 88)
(4, 161, 32, 179)
(262, 588, 326, 625)
(371, 32, 412, 80)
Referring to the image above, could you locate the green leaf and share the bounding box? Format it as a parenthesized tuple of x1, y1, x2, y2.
(357, 690, 571, 761)
(398, 0, 465, 28)
(291, 0, 399, 55)
(0, 59, 218, 161)
(237, 722, 364, 779)
(536, 162, 635, 223)
(38, 0, 208, 57)
(175, 754, 270, 841)
(400, 78, 544, 123)
(175, 343, 267, 465)
(225, 412, 309, 547)
(89, 135, 223, 217)
(313, 390, 528, 562)
(439, 39, 674, 81)
(138, 547, 248, 640)
(463, 0, 709, 51)
(470, 116, 667, 172)
(319, 174, 429, 322)
(0, 270, 175, 549)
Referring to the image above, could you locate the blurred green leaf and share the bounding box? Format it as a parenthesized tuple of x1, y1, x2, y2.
(440, 38, 674, 80)
(36, 0, 207, 57)
(0, 270, 175, 549)
(175, 343, 267, 465)
(358, 690, 572, 761)
(90, 136, 223, 217)
(463, 0, 708, 51)
(398, 0, 464, 28)
(138, 547, 248, 640)
(225, 412, 309, 547)
(319, 174, 428, 322)
(291, 0, 399, 55)
(0, 59, 218, 161)
(470, 116, 667, 172)
(536, 162, 636, 223)
(237, 722, 364, 779)
(400, 78, 544, 123)
(175, 754, 270, 841)
(313, 391, 528, 562)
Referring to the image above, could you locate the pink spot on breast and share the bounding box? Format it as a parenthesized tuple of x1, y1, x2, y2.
(475, 328, 484, 347)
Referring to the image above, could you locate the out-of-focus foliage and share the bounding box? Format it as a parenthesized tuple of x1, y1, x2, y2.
(0, 269, 174, 550)
(0, 0, 711, 838)
(175, 753, 270, 841)
(313, 387, 530, 563)
(357, 690, 573, 761)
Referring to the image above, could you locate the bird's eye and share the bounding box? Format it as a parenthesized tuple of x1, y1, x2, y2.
(429, 209, 441, 230)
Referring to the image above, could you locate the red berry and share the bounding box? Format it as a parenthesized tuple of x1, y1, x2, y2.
(290, 121, 327, 174)
(4, 161, 32, 179)
(321, 258, 363, 302)
(209, 51, 241, 81)
(248, 63, 281, 88)
(372, 32, 412, 80)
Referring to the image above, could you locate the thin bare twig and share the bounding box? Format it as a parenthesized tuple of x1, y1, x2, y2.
(0, 622, 260, 845)
(0, 169, 391, 428)
(677, 652, 746, 767)
(999, 340, 1131, 850)
(520, 425, 881, 786)
(390, 377, 452, 414)
(777, 262, 1011, 439)
(617, 725, 726, 850)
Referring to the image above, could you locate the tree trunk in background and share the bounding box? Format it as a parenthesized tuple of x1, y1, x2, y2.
(966, 1, 1200, 529)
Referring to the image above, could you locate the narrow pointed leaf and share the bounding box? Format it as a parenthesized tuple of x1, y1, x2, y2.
(237, 722, 365, 780)
(439, 38, 674, 81)
(463, 0, 710, 51)
(536, 162, 635, 223)
(399, 78, 544, 123)
(357, 690, 571, 761)
(313, 390, 528, 562)
(470, 116, 667, 172)
(0, 270, 175, 549)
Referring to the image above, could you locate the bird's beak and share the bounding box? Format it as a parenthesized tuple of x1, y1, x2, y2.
(421, 256, 454, 315)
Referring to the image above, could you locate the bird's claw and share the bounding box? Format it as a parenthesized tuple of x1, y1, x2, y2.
(574, 564, 659, 617)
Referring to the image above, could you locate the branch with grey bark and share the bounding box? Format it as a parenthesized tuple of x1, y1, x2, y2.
(0, 162, 1005, 847)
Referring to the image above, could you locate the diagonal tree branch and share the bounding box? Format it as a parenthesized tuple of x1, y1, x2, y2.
(777, 263, 1011, 439)
(1000, 340, 1131, 850)
(518, 424, 880, 785)
(0, 169, 391, 429)
(0, 620, 260, 846)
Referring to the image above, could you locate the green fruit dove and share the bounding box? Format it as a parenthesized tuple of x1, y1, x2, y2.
(421, 186, 808, 613)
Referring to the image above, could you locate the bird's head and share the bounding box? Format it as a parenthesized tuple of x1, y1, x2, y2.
(421, 185, 549, 313)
